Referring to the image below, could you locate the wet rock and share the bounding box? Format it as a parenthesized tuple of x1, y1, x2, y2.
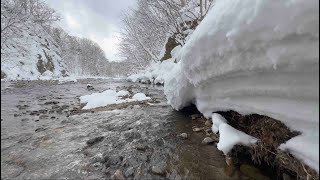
(111, 169, 126, 180)
(135, 144, 148, 152)
(151, 161, 167, 175)
(125, 167, 134, 177)
(44, 101, 59, 105)
(191, 114, 200, 120)
(86, 136, 104, 146)
(87, 84, 94, 91)
(61, 105, 69, 109)
(39, 115, 49, 119)
(35, 127, 47, 132)
(52, 105, 60, 109)
(14, 113, 21, 117)
(50, 116, 56, 119)
(30, 111, 38, 115)
(105, 155, 123, 167)
(201, 137, 214, 144)
(192, 127, 202, 132)
(224, 156, 235, 177)
(240, 164, 270, 180)
(35, 119, 39, 122)
(205, 129, 212, 133)
(21, 118, 29, 121)
(205, 120, 211, 126)
(49, 110, 55, 114)
(177, 133, 188, 139)
(39, 109, 48, 114)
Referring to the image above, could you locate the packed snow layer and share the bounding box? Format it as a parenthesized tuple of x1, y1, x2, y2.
(80, 90, 150, 109)
(211, 113, 227, 134)
(164, 0, 319, 172)
(127, 58, 176, 84)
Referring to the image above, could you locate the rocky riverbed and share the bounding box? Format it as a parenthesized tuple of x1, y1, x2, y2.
(1, 79, 269, 179)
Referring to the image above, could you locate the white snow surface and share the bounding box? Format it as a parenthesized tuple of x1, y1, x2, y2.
(164, 0, 319, 172)
(80, 90, 150, 109)
(217, 123, 257, 155)
(132, 93, 151, 101)
(127, 58, 176, 85)
(211, 113, 227, 134)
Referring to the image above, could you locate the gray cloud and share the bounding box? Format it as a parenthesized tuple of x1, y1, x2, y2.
(45, 0, 136, 61)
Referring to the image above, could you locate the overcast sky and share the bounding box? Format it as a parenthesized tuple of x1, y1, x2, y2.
(45, 0, 136, 61)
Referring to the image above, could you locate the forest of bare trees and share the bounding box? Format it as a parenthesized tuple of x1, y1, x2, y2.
(118, 0, 213, 70)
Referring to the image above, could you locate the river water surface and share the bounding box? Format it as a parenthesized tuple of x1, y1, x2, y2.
(1, 79, 238, 179)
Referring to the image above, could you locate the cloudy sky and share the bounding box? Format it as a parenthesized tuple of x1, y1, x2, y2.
(45, 0, 136, 61)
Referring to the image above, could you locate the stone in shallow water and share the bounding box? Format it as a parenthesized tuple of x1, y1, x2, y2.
(151, 161, 167, 175)
(177, 133, 188, 139)
(86, 136, 104, 146)
(201, 137, 214, 144)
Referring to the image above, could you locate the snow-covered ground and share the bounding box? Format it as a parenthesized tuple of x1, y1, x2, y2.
(163, 0, 319, 173)
(80, 90, 150, 109)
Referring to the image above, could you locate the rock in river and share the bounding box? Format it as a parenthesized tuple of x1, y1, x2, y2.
(86, 136, 104, 146)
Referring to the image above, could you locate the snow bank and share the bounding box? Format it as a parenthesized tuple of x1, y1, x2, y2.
(80, 90, 150, 109)
(164, 0, 319, 172)
(211, 113, 227, 134)
(127, 58, 176, 85)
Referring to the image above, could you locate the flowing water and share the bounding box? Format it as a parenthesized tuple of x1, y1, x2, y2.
(1, 79, 238, 179)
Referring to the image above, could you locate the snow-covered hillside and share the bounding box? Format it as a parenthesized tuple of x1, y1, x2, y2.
(1, 28, 68, 80)
(1, 0, 68, 80)
(164, 0, 319, 173)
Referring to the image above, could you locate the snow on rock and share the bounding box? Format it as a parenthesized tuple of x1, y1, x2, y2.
(164, 0, 319, 172)
(132, 93, 150, 101)
(217, 123, 257, 155)
(80, 90, 150, 109)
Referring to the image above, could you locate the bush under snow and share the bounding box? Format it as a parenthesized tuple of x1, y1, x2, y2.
(164, 0, 319, 173)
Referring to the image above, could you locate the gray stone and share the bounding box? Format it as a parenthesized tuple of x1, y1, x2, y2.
(177, 133, 188, 139)
(201, 137, 214, 144)
(125, 167, 134, 177)
(86, 136, 104, 146)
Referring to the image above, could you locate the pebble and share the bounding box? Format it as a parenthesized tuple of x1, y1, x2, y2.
(151, 161, 167, 175)
(201, 137, 214, 144)
(205, 120, 211, 126)
(39, 115, 49, 119)
(86, 136, 104, 146)
(192, 127, 202, 132)
(177, 133, 188, 139)
(125, 167, 134, 177)
(112, 170, 126, 180)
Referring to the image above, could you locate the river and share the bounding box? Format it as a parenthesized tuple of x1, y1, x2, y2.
(1, 79, 238, 179)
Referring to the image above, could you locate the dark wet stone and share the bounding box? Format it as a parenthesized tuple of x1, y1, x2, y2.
(86, 136, 104, 146)
(39, 109, 48, 114)
(35, 127, 47, 132)
(44, 101, 59, 105)
(50, 116, 56, 119)
(105, 155, 123, 167)
(61, 105, 69, 109)
(35, 119, 39, 122)
(21, 118, 29, 121)
(39, 115, 49, 119)
(14, 113, 21, 117)
(52, 105, 60, 109)
(135, 144, 148, 152)
(49, 110, 55, 114)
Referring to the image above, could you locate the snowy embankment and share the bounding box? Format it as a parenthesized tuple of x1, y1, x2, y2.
(127, 58, 176, 85)
(80, 90, 150, 109)
(164, 0, 319, 173)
